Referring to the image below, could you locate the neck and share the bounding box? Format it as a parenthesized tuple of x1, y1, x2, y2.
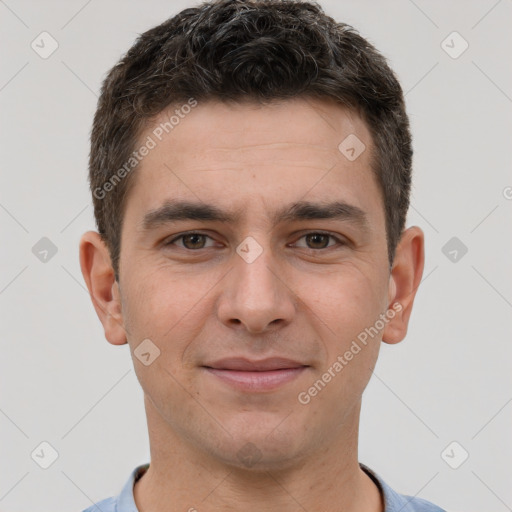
(134, 397, 383, 512)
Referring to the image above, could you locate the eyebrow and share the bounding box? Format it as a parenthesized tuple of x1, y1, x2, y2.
(140, 199, 369, 232)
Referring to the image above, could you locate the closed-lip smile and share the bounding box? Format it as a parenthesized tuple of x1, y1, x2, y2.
(202, 357, 309, 392)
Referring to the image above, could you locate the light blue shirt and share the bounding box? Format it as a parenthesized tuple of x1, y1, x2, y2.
(82, 463, 446, 511)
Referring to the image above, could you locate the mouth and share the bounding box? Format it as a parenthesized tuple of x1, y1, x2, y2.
(202, 357, 310, 392)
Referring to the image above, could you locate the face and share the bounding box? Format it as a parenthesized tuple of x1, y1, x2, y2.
(81, 97, 423, 471)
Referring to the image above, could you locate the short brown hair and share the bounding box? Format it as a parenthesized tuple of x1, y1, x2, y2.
(89, 0, 412, 281)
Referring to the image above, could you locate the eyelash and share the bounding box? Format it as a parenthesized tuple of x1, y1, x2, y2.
(164, 231, 347, 251)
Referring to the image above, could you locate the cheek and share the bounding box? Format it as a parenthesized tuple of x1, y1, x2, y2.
(122, 263, 202, 339)
(303, 263, 389, 345)
(121, 267, 216, 390)
(122, 272, 201, 419)
(297, 265, 387, 399)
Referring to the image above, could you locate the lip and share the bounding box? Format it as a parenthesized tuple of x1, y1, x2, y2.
(202, 357, 309, 392)
(204, 357, 307, 371)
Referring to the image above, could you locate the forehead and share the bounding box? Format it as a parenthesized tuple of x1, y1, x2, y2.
(123, 97, 383, 231)
(149, 98, 371, 168)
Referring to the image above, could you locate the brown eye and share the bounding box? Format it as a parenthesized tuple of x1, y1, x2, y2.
(305, 233, 331, 249)
(165, 232, 215, 250)
(181, 233, 207, 249)
(293, 232, 343, 250)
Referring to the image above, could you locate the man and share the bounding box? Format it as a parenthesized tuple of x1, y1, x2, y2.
(79, 0, 445, 510)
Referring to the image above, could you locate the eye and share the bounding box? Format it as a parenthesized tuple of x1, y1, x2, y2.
(163, 231, 346, 251)
(292, 232, 345, 250)
(164, 232, 216, 250)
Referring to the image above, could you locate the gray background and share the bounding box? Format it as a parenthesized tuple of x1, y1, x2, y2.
(1, 1, 511, 511)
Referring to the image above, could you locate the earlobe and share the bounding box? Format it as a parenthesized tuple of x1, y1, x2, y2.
(382, 226, 425, 345)
(79, 231, 127, 345)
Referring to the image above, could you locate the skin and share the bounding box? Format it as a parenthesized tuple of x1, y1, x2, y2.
(80, 97, 424, 512)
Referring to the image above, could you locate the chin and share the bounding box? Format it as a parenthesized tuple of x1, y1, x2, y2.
(206, 416, 309, 472)
(219, 442, 306, 473)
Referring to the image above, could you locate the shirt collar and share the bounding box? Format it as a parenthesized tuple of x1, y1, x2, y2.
(359, 462, 421, 511)
(116, 463, 149, 512)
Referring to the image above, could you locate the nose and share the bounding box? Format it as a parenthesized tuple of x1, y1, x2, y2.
(216, 239, 296, 334)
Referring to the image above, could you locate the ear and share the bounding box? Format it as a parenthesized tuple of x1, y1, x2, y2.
(79, 231, 127, 345)
(382, 226, 425, 345)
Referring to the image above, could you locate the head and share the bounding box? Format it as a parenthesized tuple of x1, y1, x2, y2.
(89, 0, 413, 280)
(80, 0, 424, 471)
